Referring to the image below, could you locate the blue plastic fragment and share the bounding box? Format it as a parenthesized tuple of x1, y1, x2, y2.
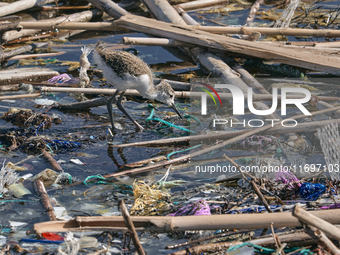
(46, 140, 81, 151)
(299, 182, 326, 201)
(21, 238, 64, 244)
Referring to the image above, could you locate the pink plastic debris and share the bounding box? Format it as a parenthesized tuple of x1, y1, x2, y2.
(168, 199, 211, 216)
(275, 170, 301, 189)
(47, 74, 72, 84)
(320, 204, 340, 210)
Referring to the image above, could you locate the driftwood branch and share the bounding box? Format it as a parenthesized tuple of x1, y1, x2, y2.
(175, 0, 228, 11)
(2, 9, 103, 43)
(34, 178, 57, 221)
(0, 93, 40, 100)
(0, 68, 59, 85)
(303, 225, 340, 255)
(293, 205, 340, 241)
(0, 0, 55, 17)
(120, 201, 146, 255)
(42, 151, 63, 172)
(39, 86, 340, 102)
(2, 42, 48, 60)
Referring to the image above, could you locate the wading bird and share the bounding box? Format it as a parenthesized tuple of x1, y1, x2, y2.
(93, 41, 182, 132)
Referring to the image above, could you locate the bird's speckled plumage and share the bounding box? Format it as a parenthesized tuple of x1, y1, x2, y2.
(95, 41, 152, 80)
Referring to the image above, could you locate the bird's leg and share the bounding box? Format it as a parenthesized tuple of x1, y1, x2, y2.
(116, 91, 144, 132)
(107, 90, 120, 130)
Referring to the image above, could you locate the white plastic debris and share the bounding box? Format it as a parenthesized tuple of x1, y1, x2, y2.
(9, 221, 28, 228)
(57, 232, 80, 255)
(0, 160, 20, 196)
(8, 183, 31, 197)
(53, 207, 73, 221)
(34, 98, 56, 106)
(70, 158, 85, 165)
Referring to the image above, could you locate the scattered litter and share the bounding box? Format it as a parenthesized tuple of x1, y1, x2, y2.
(57, 232, 80, 255)
(130, 181, 171, 216)
(70, 158, 85, 165)
(8, 183, 32, 198)
(9, 221, 27, 228)
(0, 160, 20, 196)
(2, 108, 54, 129)
(34, 98, 56, 106)
(48, 74, 72, 84)
(168, 199, 211, 216)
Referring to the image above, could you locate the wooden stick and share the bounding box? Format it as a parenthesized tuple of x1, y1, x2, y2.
(54, 97, 108, 111)
(104, 119, 340, 177)
(244, 0, 264, 27)
(7, 52, 66, 61)
(3, 9, 103, 43)
(196, 26, 340, 37)
(34, 5, 93, 11)
(303, 225, 340, 255)
(191, 47, 278, 119)
(0, 93, 40, 100)
(87, 0, 127, 19)
(293, 205, 340, 241)
(141, 0, 186, 25)
(3, 42, 48, 59)
(113, 14, 340, 75)
(33, 209, 340, 233)
(228, 57, 270, 95)
(123, 156, 166, 168)
(123, 37, 193, 47)
(105, 106, 340, 178)
(316, 101, 340, 119)
(0, 84, 20, 92)
(42, 151, 63, 172)
(39, 86, 340, 101)
(175, 0, 228, 11)
(0, 0, 55, 17)
(251, 179, 272, 212)
(314, 41, 340, 48)
(34, 178, 57, 221)
(111, 118, 340, 149)
(79, 0, 340, 74)
(0, 67, 59, 85)
(224, 154, 272, 212)
(119, 200, 146, 255)
(17, 21, 340, 38)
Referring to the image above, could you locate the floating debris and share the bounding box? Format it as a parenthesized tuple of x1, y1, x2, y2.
(130, 181, 171, 216)
(0, 160, 20, 197)
(2, 108, 54, 129)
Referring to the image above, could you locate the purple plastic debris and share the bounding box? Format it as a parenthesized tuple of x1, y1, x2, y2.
(320, 204, 340, 210)
(168, 199, 211, 216)
(275, 170, 301, 189)
(48, 74, 72, 84)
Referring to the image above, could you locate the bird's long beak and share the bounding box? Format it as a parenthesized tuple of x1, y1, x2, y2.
(171, 103, 183, 119)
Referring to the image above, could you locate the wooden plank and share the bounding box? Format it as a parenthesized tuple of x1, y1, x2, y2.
(113, 14, 340, 75)
(0, 68, 59, 85)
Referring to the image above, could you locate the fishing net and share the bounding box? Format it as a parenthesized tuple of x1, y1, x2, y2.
(274, 0, 300, 28)
(275, 139, 306, 169)
(317, 123, 340, 181)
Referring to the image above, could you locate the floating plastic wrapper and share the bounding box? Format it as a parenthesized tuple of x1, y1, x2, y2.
(168, 199, 211, 216)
